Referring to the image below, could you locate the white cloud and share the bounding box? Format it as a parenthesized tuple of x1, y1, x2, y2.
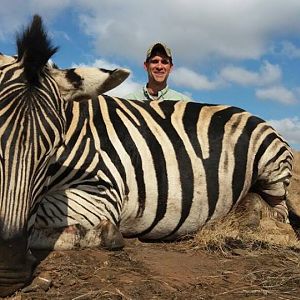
(1, 1, 300, 64)
(170, 67, 221, 91)
(220, 61, 281, 86)
(256, 86, 298, 104)
(1, 1, 300, 106)
(71, 0, 300, 64)
(278, 41, 300, 59)
(268, 117, 300, 149)
(107, 78, 140, 98)
(0, 0, 72, 40)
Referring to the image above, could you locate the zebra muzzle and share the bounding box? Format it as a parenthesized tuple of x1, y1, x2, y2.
(0, 250, 36, 297)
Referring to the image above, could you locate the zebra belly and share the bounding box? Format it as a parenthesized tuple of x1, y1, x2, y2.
(119, 157, 240, 239)
(119, 192, 235, 240)
(119, 203, 203, 240)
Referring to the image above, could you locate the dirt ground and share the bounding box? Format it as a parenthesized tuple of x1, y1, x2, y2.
(4, 152, 300, 300)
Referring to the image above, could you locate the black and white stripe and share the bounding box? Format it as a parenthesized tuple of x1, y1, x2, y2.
(35, 96, 294, 243)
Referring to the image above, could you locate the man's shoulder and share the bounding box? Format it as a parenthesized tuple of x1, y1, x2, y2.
(125, 89, 146, 100)
(164, 88, 192, 101)
(125, 86, 192, 102)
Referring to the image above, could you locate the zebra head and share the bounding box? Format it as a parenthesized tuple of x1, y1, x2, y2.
(0, 15, 129, 296)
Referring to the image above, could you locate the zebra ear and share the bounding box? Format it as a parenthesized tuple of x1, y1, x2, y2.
(50, 67, 130, 101)
(96, 68, 131, 95)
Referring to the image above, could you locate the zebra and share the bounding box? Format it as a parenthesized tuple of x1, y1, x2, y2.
(0, 15, 129, 297)
(30, 95, 295, 250)
(0, 15, 298, 297)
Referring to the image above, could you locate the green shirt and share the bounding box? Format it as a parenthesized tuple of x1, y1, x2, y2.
(126, 85, 192, 101)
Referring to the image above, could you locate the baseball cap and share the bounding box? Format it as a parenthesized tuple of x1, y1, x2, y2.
(146, 43, 172, 62)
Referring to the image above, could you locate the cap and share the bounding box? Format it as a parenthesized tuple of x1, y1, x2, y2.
(146, 43, 172, 62)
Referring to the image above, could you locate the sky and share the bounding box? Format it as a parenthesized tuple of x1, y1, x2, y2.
(0, 0, 300, 150)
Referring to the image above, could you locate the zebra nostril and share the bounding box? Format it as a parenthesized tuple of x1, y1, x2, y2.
(0, 252, 35, 297)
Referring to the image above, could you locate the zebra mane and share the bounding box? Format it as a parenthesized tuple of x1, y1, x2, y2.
(16, 15, 58, 85)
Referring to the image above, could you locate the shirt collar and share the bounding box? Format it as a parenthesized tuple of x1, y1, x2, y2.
(143, 85, 169, 100)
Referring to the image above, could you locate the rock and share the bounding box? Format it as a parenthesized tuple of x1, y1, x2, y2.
(21, 272, 52, 293)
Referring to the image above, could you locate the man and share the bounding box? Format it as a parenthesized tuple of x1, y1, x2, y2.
(126, 42, 192, 101)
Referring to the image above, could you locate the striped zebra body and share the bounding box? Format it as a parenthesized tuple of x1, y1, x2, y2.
(32, 95, 294, 247)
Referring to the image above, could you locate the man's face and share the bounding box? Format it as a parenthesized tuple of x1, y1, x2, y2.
(144, 53, 173, 85)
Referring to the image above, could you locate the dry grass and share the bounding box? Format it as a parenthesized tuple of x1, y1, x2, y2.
(179, 211, 300, 299)
(185, 211, 300, 254)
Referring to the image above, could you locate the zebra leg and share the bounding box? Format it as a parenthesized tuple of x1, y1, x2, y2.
(251, 174, 291, 223)
(246, 173, 300, 238)
(30, 220, 124, 250)
(83, 219, 125, 250)
(256, 192, 289, 223)
(29, 224, 87, 250)
(236, 192, 291, 231)
(31, 188, 125, 250)
(99, 220, 125, 250)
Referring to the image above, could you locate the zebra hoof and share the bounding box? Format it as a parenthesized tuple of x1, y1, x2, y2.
(99, 220, 125, 250)
(286, 199, 300, 239)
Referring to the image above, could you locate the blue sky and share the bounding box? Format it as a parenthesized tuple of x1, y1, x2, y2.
(0, 0, 300, 150)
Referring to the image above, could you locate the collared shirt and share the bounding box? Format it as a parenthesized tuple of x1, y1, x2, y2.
(126, 85, 192, 101)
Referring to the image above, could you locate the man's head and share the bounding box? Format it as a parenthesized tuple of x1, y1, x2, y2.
(145, 43, 173, 64)
(144, 43, 173, 87)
